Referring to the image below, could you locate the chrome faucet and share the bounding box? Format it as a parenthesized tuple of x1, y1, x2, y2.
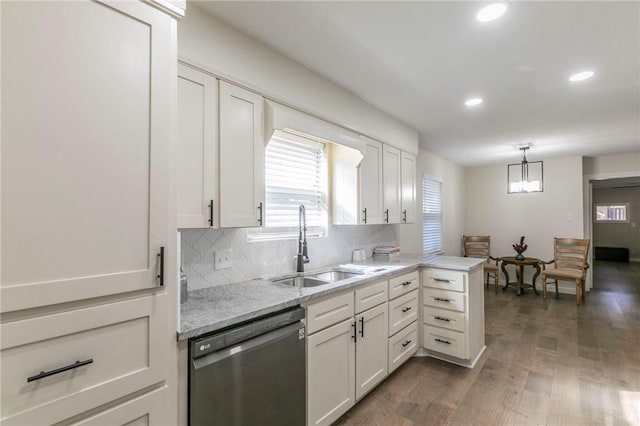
(296, 205, 309, 272)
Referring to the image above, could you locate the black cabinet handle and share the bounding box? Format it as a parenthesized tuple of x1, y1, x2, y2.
(434, 297, 451, 302)
(257, 202, 263, 226)
(27, 358, 93, 383)
(402, 280, 412, 286)
(385, 209, 389, 223)
(362, 208, 367, 224)
(435, 338, 451, 345)
(434, 316, 451, 322)
(402, 340, 412, 347)
(351, 321, 357, 342)
(403, 210, 407, 223)
(402, 307, 412, 313)
(434, 278, 451, 283)
(359, 317, 364, 337)
(157, 246, 165, 286)
(208, 200, 214, 227)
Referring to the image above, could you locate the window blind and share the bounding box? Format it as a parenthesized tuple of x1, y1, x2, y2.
(422, 177, 442, 253)
(251, 132, 327, 240)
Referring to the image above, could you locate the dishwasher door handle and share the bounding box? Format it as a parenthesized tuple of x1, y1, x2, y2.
(192, 321, 303, 370)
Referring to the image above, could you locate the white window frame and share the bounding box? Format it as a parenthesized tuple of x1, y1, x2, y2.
(248, 131, 328, 241)
(422, 176, 442, 254)
(594, 202, 630, 223)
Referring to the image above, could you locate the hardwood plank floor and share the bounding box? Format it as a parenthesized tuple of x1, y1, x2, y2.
(335, 261, 640, 425)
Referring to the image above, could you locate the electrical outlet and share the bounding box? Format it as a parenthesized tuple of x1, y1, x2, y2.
(214, 249, 233, 270)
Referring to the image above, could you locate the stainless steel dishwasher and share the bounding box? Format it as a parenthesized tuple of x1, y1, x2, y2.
(189, 307, 306, 426)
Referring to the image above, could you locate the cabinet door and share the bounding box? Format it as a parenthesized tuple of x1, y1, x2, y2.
(1, 0, 173, 312)
(382, 144, 401, 224)
(307, 319, 355, 426)
(358, 138, 383, 224)
(219, 81, 265, 228)
(401, 152, 417, 224)
(177, 63, 218, 229)
(355, 303, 388, 400)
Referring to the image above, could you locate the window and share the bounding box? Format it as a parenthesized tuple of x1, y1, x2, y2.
(249, 131, 328, 240)
(594, 203, 629, 223)
(422, 177, 442, 253)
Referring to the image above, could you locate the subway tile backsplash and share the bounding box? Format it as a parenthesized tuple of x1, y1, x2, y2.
(181, 225, 398, 290)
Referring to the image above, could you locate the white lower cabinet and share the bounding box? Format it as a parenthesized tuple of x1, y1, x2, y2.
(386, 270, 419, 376)
(421, 267, 485, 368)
(307, 318, 356, 426)
(355, 303, 388, 400)
(0, 294, 168, 425)
(306, 281, 388, 426)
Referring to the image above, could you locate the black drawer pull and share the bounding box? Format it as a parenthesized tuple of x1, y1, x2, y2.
(434, 297, 451, 302)
(208, 200, 214, 227)
(352, 321, 357, 342)
(402, 307, 412, 313)
(434, 316, 451, 322)
(359, 316, 365, 338)
(433, 278, 451, 283)
(362, 208, 367, 224)
(402, 340, 412, 347)
(402, 210, 407, 223)
(384, 209, 389, 223)
(435, 338, 451, 345)
(257, 202, 263, 226)
(27, 358, 93, 383)
(157, 246, 165, 286)
(401, 280, 412, 286)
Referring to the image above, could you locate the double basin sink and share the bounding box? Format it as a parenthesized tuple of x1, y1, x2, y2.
(271, 269, 366, 288)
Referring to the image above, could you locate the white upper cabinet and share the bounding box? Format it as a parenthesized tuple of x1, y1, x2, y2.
(358, 138, 384, 224)
(177, 63, 218, 229)
(219, 81, 265, 228)
(1, 0, 173, 312)
(401, 152, 417, 224)
(382, 144, 401, 224)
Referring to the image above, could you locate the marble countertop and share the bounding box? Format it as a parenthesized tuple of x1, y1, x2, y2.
(178, 253, 485, 340)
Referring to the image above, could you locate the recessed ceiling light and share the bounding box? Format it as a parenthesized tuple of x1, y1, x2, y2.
(476, 2, 508, 22)
(569, 71, 595, 82)
(465, 98, 483, 107)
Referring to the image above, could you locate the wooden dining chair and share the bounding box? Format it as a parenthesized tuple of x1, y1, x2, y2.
(541, 238, 590, 305)
(463, 235, 500, 293)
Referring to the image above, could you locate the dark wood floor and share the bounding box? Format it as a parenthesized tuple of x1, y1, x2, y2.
(335, 261, 640, 425)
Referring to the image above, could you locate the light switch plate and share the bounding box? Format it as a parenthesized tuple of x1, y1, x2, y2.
(214, 249, 233, 270)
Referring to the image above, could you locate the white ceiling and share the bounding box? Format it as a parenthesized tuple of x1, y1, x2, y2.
(197, 1, 640, 166)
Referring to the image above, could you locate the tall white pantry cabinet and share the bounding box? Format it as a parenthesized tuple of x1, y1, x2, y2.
(1, 1, 182, 425)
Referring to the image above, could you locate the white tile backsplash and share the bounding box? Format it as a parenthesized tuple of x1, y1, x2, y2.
(181, 225, 398, 290)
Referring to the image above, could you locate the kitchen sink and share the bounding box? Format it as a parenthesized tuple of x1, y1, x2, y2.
(271, 269, 365, 288)
(272, 276, 330, 288)
(308, 270, 363, 281)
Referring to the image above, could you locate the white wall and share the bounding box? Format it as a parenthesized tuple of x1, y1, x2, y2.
(178, 4, 419, 153)
(583, 152, 640, 176)
(399, 148, 466, 256)
(465, 156, 584, 291)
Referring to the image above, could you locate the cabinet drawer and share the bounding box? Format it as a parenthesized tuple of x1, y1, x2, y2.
(422, 269, 466, 293)
(423, 288, 465, 312)
(423, 307, 466, 333)
(388, 289, 418, 337)
(388, 322, 418, 374)
(388, 270, 419, 300)
(423, 325, 467, 359)
(355, 280, 388, 314)
(307, 292, 355, 335)
(69, 386, 167, 426)
(0, 295, 167, 425)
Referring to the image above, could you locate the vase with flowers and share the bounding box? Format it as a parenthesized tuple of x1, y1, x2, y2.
(513, 236, 528, 261)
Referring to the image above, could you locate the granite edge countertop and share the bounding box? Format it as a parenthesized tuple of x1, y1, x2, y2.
(178, 254, 485, 340)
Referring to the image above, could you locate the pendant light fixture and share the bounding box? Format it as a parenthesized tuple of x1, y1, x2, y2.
(507, 146, 543, 193)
